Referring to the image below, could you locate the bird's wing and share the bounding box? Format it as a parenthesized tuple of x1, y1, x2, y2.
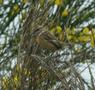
(41, 31, 62, 49)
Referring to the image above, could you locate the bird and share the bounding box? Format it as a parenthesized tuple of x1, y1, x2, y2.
(31, 26, 62, 51)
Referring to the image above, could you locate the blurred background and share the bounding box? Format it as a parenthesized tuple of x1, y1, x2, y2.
(0, 0, 95, 90)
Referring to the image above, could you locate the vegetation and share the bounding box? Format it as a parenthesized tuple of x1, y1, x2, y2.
(0, 0, 95, 89)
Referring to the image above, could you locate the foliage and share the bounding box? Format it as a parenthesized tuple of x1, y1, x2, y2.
(0, 0, 95, 90)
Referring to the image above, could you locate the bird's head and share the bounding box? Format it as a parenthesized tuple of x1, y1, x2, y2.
(31, 26, 43, 37)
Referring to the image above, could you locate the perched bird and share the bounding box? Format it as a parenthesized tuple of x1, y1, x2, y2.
(31, 26, 62, 51)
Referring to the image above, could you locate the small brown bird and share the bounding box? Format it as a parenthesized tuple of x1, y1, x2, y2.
(31, 26, 62, 51)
